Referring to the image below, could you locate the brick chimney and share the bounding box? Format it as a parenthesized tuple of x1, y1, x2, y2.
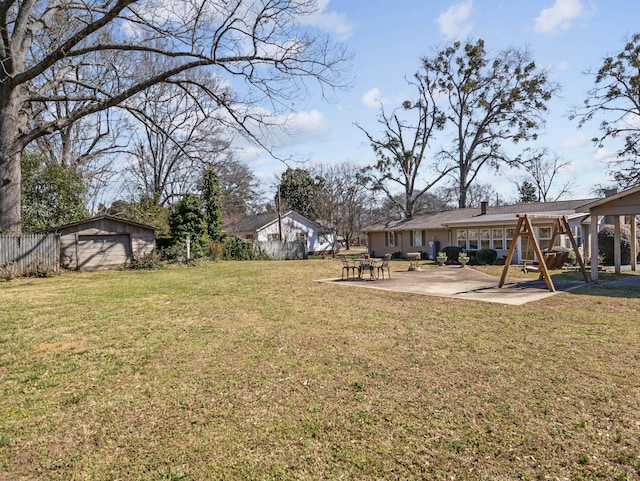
(480, 201, 488, 215)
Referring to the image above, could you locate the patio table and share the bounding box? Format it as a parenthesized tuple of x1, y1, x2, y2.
(354, 258, 382, 280)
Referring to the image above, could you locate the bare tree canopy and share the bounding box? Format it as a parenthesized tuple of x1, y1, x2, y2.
(423, 39, 558, 207)
(357, 73, 450, 219)
(123, 78, 231, 206)
(511, 148, 573, 202)
(0, 0, 349, 233)
(308, 162, 372, 250)
(572, 33, 640, 189)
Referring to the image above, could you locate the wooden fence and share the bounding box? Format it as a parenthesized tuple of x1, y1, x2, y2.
(254, 240, 307, 260)
(0, 234, 60, 277)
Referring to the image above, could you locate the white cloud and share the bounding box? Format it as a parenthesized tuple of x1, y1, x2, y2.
(562, 132, 590, 149)
(362, 88, 382, 108)
(436, 0, 473, 41)
(300, 0, 355, 40)
(594, 146, 615, 162)
(534, 0, 584, 34)
(286, 110, 330, 141)
(361, 87, 410, 109)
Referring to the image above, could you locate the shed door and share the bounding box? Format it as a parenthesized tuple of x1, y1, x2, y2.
(77, 234, 132, 270)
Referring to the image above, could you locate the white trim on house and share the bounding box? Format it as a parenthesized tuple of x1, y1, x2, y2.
(364, 199, 600, 264)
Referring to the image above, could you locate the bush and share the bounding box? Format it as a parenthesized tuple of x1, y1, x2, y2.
(475, 248, 498, 265)
(155, 237, 172, 251)
(442, 246, 462, 263)
(130, 251, 165, 270)
(551, 246, 577, 266)
(208, 240, 224, 260)
(598, 225, 634, 265)
(222, 236, 255, 260)
(0, 262, 18, 281)
(160, 241, 189, 263)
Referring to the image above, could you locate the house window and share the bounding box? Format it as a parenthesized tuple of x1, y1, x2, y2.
(457, 230, 467, 249)
(267, 233, 281, 241)
(386, 231, 396, 247)
(521, 234, 533, 259)
(468, 229, 478, 250)
(538, 227, 551, 238)
(567, 226, 582, 248)
(245, 234, 254, 240)
(506, 228, 515, 249)
(492, 228, 504, 250)
(411, 230, 424, 247)
(297, 233, 307, 242)
(480, 229, 490, 250)
(537, 227, 552, 249)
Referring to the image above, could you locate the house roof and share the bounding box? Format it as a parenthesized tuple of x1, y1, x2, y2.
(227, 212, 280, 233)
(226, 210, 324, 234)
(363, 198, 599, 232)
(40, 214, 158, 233)
(575, 185, 640, 211)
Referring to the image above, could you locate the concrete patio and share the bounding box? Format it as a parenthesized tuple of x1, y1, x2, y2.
(320, 264, 589, 305)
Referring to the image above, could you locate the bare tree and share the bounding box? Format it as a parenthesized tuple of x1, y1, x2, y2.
(357, 73, 451, 219)
(0, 0, 349, 234)
(212, 153, 263, 224)
(309, 162, 372, 251)
(512, 148, 573, 202)
(32, 109, 126, 213)
(422, 39, 559, 207)
(123, 78, 230, 206)
(437, 182, 504, 207)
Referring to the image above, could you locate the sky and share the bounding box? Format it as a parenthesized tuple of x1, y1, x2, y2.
(238, 0, 640, 204)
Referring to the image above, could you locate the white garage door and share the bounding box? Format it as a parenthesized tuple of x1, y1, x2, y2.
(77, 234, 132, 270)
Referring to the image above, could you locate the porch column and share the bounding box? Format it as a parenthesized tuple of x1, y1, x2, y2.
(590, 212, 599, 282)
(614, 215, 621, 275)
(582, 223, 590, 261)
(632, 215, 638, 272)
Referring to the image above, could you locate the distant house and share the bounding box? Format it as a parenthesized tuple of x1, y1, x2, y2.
(364, 198, 604, 265)
(43, 215, 156, 270)
(227, 210, 336, 256)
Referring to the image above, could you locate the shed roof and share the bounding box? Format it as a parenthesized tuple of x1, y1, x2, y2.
(41, 215, 158, 233)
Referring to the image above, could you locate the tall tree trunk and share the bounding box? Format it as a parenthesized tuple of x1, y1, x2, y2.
(0, 96, 23, 234)
(458, 168, 468, 208)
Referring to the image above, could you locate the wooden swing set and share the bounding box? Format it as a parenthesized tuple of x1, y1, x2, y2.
(499, 214, 589, 292)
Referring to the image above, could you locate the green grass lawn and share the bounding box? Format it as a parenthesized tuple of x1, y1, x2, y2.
(1, 259, 639, 480)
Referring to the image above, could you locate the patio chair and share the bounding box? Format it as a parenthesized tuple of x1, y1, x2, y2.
(361, 258, 378, 280)
(377, 253, 392, 280)
(340, 256, 358, 280)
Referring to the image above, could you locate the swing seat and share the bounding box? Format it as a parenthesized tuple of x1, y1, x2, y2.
(521, 251, 568, 273)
